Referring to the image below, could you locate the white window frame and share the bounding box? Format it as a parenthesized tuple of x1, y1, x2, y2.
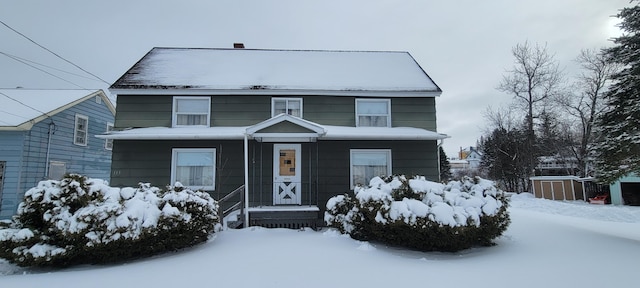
(272, 98, 303, 117)
(105, 122, 114, 150)
(73, 114, 89, 146)
(171, 148, 216, 191)
(355, 98, 391, 127)
(172, 96, 211, 127)
(349, 149, 392, 189)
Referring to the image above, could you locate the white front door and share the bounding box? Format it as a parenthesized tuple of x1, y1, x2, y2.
(273, 144, 301, 205)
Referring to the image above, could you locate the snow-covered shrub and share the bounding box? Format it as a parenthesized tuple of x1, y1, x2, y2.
(325, 175, 510, 252)
(0, 174, 218, 267)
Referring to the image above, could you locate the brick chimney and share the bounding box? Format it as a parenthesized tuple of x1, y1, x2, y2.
(233, 43, 245, 49)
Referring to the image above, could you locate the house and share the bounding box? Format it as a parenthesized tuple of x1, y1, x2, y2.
(535, 155, 580, 176)
(100, 47, 447, 228)
(458, 146, 482, 169)
(0, 89, 115, 219)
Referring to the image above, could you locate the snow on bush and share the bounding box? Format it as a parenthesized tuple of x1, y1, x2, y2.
(0, 174, 219, 267)
(325, 175, 510, 252)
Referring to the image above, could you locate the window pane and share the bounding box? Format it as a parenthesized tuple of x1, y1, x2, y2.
(274, 100, 286, 115)
(357, 101, 388, 114)
(176, 99, 209, 113)
(177, 114, 207, 125)
(176, 151, 214, 166)
(175, 150, 215, 187)
(359, 115, 387, 127)
(352, 151, 389, 186)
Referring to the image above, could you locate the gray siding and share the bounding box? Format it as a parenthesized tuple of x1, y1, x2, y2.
(0, 97, 114, 219)
(113, 95, 438, 131)
(315, 140, 439, 211)
(0, 131, 26, 218)
(109, 138, 438, 217)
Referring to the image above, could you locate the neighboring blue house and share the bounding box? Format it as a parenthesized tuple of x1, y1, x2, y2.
(0, 89, 115, 219)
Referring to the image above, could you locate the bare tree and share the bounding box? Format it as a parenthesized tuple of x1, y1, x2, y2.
(557, 49, 619, 177)
(497, 41, 563, 190)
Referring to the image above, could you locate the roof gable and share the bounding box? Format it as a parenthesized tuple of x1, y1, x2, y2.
(246, 113, 326, 136)
(111, 47, 442, 96)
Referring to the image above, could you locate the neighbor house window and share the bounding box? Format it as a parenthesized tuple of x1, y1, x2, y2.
(73, 114, 89, 146)
(350, 149, 392, 188)
(171, 148, 216, 190)
(48, 161, 66, 180)
(105, 122, 114, 150)
(272, 98, 302, 117)
(172, 97, 211, 127)
(356, 99, 391, 127)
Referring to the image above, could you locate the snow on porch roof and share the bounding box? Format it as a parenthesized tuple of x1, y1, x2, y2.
(110, 47, 442, 96)
(96, 125, 448, 141)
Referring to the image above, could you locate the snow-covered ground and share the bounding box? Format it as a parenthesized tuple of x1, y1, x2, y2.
(1, 193, 639, 288)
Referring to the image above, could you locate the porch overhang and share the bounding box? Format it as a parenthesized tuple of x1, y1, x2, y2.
(96, 114, 448, 141)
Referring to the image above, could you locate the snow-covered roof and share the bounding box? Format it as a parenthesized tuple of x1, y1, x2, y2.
(110, 47, 442, 97)
(0, 89, 114, 130)
(97, 125, 448, 141)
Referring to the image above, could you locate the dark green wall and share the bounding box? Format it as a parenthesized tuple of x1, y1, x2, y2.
(110, 139, 439, 215)
(113, 95, 437, 131)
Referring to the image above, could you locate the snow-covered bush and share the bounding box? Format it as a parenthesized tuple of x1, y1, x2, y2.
(0, 174, 219, 267)
(325, 175, 510, 252)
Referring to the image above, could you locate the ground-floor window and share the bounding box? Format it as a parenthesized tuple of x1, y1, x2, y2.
(48, 161, 66, 180)
(171, 148, 216, 190)
(350, 149, 392, 188)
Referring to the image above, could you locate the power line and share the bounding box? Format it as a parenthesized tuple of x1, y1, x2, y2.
(0, 90, 51, 118)
(0, 51, 103, 82)
(1, 51, 88, 89)
(0, 19, 111, 85)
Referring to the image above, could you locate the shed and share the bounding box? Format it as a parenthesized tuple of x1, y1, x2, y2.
(529, 176, 586, 201)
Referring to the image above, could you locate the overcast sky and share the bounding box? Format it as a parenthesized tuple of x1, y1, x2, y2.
(0, 0, 629, 157)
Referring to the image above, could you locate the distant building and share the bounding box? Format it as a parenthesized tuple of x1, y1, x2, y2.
(535, 155, 579, 176)
(458, 146, 482, 169)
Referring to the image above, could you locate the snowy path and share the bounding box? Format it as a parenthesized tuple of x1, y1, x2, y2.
(1, 197, 639, 288)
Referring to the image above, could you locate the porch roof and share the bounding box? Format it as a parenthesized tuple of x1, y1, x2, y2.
(96, 125, 448, 141)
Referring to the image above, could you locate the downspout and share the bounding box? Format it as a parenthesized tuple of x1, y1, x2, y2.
(243, 133, 250, 226)
(437, 139, 444, 182)
(44, 121, 56, 179)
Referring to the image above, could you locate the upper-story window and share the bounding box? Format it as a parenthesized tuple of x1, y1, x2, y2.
(272, 98, 302, 117)
(172, 96, 211, 127)
(74, 114, 89, 146)
(356, 99, 391, 127)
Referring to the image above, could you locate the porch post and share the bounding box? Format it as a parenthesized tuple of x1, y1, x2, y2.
(244, 133, 250, 225)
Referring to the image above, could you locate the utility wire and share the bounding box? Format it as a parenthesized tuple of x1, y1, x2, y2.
(0, 91, 52, 118)
(2, 51, 88, 89)
(0, 19, 111, 85)
(0, 51, 102, 82)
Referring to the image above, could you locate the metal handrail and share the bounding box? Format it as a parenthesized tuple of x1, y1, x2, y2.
(218, 185, 245, 228)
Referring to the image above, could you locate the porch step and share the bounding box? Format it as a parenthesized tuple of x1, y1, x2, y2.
(248, 208, 320, 230)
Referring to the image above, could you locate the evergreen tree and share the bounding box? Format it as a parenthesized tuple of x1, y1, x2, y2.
(480, 127, 530, 192)
(593, 2, 640, 184)
(439, 146, 452, 181)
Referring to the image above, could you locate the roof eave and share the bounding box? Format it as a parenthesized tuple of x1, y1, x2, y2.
(109, 88, 442, 97)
